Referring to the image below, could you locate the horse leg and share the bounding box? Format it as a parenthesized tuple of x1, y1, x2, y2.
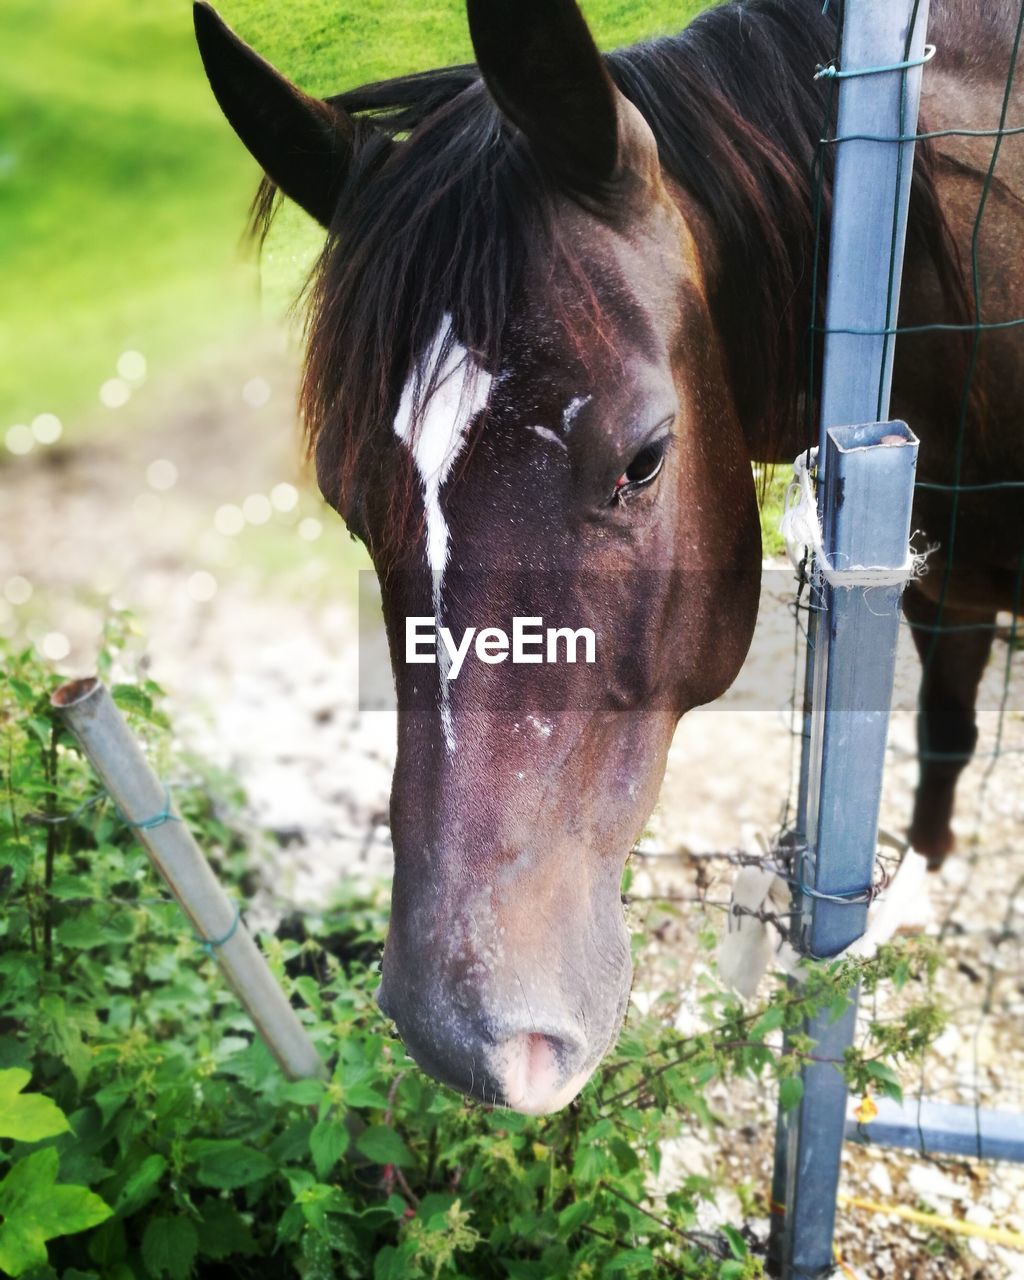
(903, 587, 996, 870)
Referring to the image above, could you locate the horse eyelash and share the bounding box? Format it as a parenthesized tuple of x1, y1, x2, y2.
(610, 433, 676, 507)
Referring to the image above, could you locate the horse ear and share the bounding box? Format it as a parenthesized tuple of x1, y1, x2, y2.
(194, 2, 354, 228)
(467, 0, 619, 193)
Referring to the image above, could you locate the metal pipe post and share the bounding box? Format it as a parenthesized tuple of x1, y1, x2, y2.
(819, 0, 931, 430)
(771, 1, 931, 1275)
(780, 423, 917, 1280)
(52, 678, 325, 1081)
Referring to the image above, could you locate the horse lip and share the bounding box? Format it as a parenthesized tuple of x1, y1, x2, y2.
(375, 979, 395, 1021)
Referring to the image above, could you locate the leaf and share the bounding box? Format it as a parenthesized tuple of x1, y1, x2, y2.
(36, 995, 91, 1088)
(0, 1068, 70, 1142)
(185, 1139, 275, 1189)
(0, 1148, 112, 1277)
(277, 1078, 326, 1108)
(609, 1137, 639, 1175)
(196, 1200, 257, 1260)
(310, 1117, 349, 1180)
(111, 684, 154, 719)
(557, 1199, 592, 1237)
(751, 1005, 786, 1039)
(572, 1141, 606, 1186)
(48, 873, 96, 900)
(92, 1082, 132, 1128)
(355, 1126, 412, 1168)
(0, 843, 33, 895)
(864, 1060, 903, 1102)
(721, 1223, 748, 1260)
(345, 1081, 392, 1109)
(374, 1246, 403, 1280)
(113, 1153, 167, 1217)
(778, 1076, 804, 1112)
(141, 1215, 198, 1280)
(86, 1216, 126, 1268)
(603, 1247, 655, 1274)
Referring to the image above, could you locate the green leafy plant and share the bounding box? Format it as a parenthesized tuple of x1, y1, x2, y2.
(0, 637, 944, 1279)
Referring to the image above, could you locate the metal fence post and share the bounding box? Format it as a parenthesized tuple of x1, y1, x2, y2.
(780, 423, 918, 1280)
(770, 2, 931, 1276)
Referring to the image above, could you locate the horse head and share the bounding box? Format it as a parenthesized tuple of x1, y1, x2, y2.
(196, 0, 763, 1113)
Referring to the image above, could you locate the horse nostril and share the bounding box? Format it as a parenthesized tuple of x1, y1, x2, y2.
(495, 1030, 589, 1115)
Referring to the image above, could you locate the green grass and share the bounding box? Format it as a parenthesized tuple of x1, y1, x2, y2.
(0, 0, 254, 433)
(1, 0, 707, 439)
(758, 468, 790, 559)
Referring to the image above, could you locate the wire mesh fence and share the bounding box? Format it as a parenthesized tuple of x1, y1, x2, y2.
(631, 2, 1024, 1270)
(811, 0, 1023, 1152)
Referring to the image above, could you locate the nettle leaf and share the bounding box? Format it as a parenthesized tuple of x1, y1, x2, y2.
(340, 1061, 391, 1110)
(778, 1076, 804, 1112)
(196, 1199, 257, 1260)
(186, 1139, 275, 1189)
(572, 1141, 605, 1186)
(310, 1117, 349, 1180)
(721, 1223, 748, 1259)
(345, 1081, 391, 1110)
(277, 1078, 326, 1108)
(0, 1068, 70, 1142)
(556, 1199, 593, 1237)
(111, 683, 162, 725)
(355, 1126, 412, 1168)
(92, 1081, 132, 1128)
(0, 842, 33, 895)
(36, 995, 91, 1088)
(750, 1005, 785, 1040)
(113, 1153, 167, 1217)
(141, 1214, 198, 1280)
(0, 1147, 112, 1277)
(864, 1060, 903, 1102)
(48, 872, 97, 900)
(373, 1246, 402, 1280)
(604, 1247, 655, 1275)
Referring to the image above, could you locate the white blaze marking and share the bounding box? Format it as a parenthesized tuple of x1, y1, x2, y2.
(527, 424, 568, 452)
(393, 315, 492, 752)
(561, 394, 591, 434)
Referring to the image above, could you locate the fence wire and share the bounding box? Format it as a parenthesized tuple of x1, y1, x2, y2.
(799, 0, 1024, 1203)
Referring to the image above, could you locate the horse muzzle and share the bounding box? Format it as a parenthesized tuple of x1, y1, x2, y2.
(376, 900, 632, 1114)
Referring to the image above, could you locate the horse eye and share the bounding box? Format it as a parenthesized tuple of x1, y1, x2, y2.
(614, 439, 668, 497)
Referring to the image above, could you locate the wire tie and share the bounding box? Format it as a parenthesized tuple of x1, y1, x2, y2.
(117, 784, 181, 832)
(797, 880, 872, 905)
(814, 43, 936, 81)
(194, 901, 241, 958)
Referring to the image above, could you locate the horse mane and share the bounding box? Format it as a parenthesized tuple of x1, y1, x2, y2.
(250, 0, 968, 545)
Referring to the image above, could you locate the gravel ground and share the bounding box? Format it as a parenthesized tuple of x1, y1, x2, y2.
(2, 337, 1021, 1278)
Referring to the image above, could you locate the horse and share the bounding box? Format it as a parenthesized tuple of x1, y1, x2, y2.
(194, 0, 1023, 1113)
